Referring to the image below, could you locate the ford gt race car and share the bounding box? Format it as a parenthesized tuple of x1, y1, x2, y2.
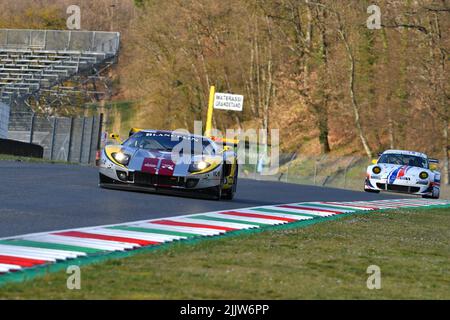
(99, 130, 238, 200)
(364, 150, 440, 199)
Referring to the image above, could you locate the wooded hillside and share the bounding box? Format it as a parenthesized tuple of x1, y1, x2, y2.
(1, 0, 449, 160)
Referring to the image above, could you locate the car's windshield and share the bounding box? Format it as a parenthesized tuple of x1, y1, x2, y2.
(123, 131, 216, 155)
(378, 153, 428, 169)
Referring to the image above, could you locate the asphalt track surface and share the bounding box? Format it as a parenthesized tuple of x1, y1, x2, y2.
(0, 160, 403, 238)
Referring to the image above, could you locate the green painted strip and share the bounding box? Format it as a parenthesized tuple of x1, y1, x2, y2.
(251, 207, 319, 218)
(296, 203, 359, 212)
(108, 226, 198, 238)
(0, 240, 102, 254)
(193, 215, 268, 227)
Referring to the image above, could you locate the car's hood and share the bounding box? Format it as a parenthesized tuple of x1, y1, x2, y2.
(120, 146, 221, 175)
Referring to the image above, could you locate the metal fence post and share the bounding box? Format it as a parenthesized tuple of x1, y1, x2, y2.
(67, 117, 74, 162)
(50, 117, 57, 160)
(314, 159, 318, 185)
(285, 161, 289, 183)
(29, 112, 35, 144)
(343, 157, 355, 188)
(79, 117, 86, 163)
(87, 117, 95, 164)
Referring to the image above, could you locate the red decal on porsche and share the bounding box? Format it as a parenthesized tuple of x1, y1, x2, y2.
(142, 158, 159, 174)
(159, 159, 175, 176)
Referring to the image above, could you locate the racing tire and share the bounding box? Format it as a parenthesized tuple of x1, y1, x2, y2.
(222, 165, 238, 200)
(211, 185, 222, 200)
(422, 187, 440, 199)
(210, 169, 224, 200)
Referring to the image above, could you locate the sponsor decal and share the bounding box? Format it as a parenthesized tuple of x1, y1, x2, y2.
(145, 132, 200, 142)
(158, 159, 175, 176)
(142, 158, 159, 174)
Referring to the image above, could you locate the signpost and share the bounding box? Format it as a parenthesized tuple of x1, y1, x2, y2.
(213, 92, 244, 111)
(204, 86, 244, 137)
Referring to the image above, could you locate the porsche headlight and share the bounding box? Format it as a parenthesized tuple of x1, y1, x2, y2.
(112, 152, 130, 165)
(372, 166, 381, 174)
(189, 160, 211, 173)
(419, 171, 429, 179)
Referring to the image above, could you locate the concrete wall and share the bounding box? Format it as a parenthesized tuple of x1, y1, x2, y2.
(0, 102, 10, 139)
(8, 114, 101, 164)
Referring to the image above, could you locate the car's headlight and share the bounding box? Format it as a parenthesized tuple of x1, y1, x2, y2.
(189, 161, 211, 173)
(372, 166, 381, 174)
(419, 171, 429, 179)
(112, 152, 130, 165)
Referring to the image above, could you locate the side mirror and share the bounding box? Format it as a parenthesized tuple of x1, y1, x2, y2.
(109, 133, 121, 143)
(371, 159, 378, 165)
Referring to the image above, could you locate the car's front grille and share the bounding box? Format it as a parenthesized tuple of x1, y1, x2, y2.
(376, 183, 420, 193)
(134, 172, 185, 187)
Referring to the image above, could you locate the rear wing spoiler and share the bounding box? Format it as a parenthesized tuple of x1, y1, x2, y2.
(210, 136, 240, 148)
(429, 158, 439, 163)
(129, 127, 143, 137)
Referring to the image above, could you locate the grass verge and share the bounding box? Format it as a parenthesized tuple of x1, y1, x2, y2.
(0, 207, 449, 299)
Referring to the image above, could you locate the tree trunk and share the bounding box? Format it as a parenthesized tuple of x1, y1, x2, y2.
(387, 95, 395, 149)
(443, 118, 449, 185)
(337, 18, 373, 158)
(317, 104, 330, 153)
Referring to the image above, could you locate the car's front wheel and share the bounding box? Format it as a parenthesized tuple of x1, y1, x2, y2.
(422, 186, 440, 199)
(222, 164, 238, 200)
(364, 188, 380, 193)
(210, 170, 224, 200)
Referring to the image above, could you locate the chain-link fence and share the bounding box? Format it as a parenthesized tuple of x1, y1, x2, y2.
(239, 153, 450, 200)
(7, 112, 102, 163)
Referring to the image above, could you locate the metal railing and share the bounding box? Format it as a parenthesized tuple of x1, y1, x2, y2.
(239, 153, 450, 199)
(0, 29, 120, 54)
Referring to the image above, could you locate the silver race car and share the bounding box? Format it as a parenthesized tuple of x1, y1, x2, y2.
(364, 149, 440, 199)
(99, 129, 238, 200)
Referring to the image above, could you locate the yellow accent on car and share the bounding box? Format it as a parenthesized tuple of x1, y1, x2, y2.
(109, 133, 121, 143)
(190, 158, 222, 175)
(222, 161, 237, 190)
(129, 127, 143, 137)
(105, 145, 127, 168)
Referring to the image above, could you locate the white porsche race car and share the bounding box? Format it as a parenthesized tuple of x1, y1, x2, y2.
(364, 150, 440, 199)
